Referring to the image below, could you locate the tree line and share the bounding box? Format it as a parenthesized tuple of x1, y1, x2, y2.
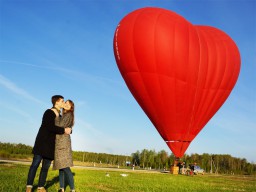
(0, 142, 255, 175)
(131, 149, 256, 175)
(0, 142, 33, 159)
(0, 142, 131, 167)
(72, 151, 130, 167)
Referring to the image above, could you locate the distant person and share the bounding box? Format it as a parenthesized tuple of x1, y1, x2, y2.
(181, 161, 186, 174)
(189, 162, 196, 175)
(177, 161, 182, 174)
(26, 95, 72, 192)
(53, 100, 75, 192)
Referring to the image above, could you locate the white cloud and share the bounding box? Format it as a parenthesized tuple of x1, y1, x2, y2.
(0, 60, 124, 97)
(0, 102, 35, 123)
(0, 74, 44, 104)
(72, 118, 124, 154)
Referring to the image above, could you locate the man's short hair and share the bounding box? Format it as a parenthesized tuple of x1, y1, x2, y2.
(51, 95, 64, 106)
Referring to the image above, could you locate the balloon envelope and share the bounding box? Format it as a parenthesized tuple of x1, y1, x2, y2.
(113, 7, 240, 157)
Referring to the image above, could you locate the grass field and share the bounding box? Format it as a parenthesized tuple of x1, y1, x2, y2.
(0, 162, 255, 192)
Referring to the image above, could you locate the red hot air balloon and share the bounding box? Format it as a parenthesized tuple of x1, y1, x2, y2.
(113, 7, 240, 158)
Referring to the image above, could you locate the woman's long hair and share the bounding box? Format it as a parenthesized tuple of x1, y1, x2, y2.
(63, 99, 75, 127)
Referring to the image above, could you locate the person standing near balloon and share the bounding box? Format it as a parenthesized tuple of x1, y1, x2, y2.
(181, 161, 186, 174)
(53, 100, 75, 192)
(26, 95, 72, 192)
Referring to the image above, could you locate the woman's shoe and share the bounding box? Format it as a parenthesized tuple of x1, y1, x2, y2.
(26, 186, 32, 192)
(58, 189, 64, 192)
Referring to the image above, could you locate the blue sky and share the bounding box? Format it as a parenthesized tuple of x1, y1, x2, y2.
(0, 0, 255, 162)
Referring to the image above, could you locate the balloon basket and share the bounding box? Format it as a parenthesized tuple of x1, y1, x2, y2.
(170, 166, 179, 174)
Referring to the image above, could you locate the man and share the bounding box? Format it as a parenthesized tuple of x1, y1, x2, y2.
(26, 95, 72, 192)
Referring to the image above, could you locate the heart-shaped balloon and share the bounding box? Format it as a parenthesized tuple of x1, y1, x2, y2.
(113, 7, 240, 157)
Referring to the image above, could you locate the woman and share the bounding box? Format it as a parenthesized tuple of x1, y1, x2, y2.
(53, 100, 75, 192)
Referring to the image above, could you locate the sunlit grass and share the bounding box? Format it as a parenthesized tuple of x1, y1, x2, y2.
(0, 162, 255, 192)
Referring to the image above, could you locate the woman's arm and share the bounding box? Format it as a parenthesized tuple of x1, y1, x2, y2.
(59, 113, 73, 128)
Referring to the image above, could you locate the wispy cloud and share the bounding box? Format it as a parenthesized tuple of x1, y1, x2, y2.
(0, 60, 70, 71)
(0, 60, 121, 84)
(75, 118, 103, 135)
(0, 60, 49, 69)
(0, 60, 128, 99)
(73, 117, 123, 154)
(0, 102, 37, 125)
(0, 60, 99, 84)
(0, 74, 43, 104)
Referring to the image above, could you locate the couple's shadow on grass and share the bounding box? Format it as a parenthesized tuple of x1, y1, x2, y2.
(32, 173, 76, 192)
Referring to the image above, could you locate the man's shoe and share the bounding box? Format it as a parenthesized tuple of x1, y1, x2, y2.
(37, 187, 47, 192)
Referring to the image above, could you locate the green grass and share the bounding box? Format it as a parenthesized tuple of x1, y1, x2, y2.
(0, 162, 255, 192)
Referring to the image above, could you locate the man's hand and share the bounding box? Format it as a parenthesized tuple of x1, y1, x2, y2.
(64, 128, 72, 134)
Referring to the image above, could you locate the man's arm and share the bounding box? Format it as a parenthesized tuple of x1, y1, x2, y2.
(43, 109, 71, 134)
